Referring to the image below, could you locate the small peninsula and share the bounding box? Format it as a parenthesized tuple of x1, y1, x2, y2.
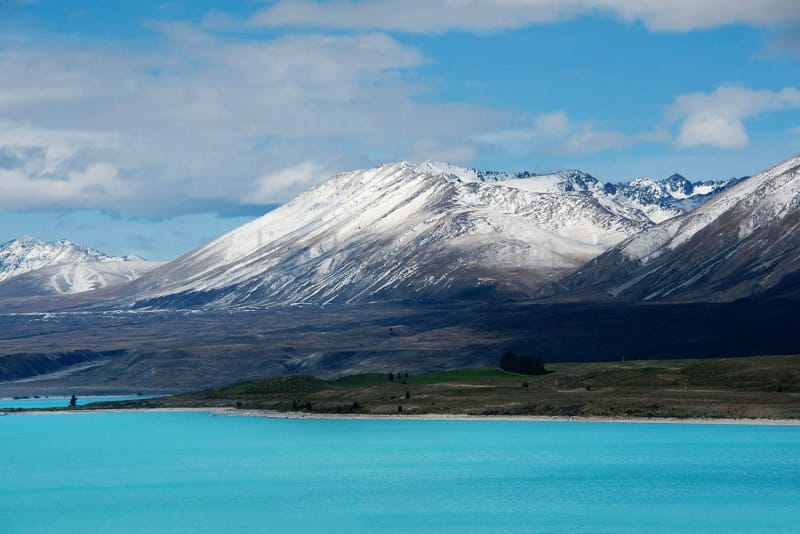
(63, 355, 800, 421)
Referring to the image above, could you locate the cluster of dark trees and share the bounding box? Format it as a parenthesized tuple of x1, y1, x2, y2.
(499, 351, 546, 375)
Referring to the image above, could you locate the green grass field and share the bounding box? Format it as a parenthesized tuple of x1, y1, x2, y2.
(52, 355, 800, 420)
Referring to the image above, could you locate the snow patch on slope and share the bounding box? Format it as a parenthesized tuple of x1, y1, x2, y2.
(0, 236, 129, 283)
(124, 161, 654, 307)
(0, 236, 160, 295)
(620, 155, 800, 263)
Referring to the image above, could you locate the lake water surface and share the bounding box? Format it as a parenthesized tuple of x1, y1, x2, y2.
(0, 395, 161, 409)
(1, 412, 798, 533)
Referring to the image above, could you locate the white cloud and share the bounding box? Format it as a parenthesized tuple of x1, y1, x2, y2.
(770, 24, 800, 56)
(0, 161, 134, 210)
(675, 113, 749, 149)
(408, 139, 481, 164)
(9, 14, 785, 217)
(668, 86, 800, 149)
(474, 111, 569, 145)
(476, 111, 667, 156)
(253, 0, 800, 33)
(562, 129, 631, 154)
(668, 86, 800, 120)
(0, 122, 133, 209)
(533, 111, 571, 134)
(561, 127, 670, 154)
(0, 29, 511, 214)
(245, 161, 325, 204)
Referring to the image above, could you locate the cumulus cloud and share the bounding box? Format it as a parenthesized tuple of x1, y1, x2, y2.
(408, 139, 482, 164)
(245, 161, 325, 204)
(675, 113, 749, 149)
(562, 129, 631, 154)
(476, 111, 570, 145)
(253, 0, 800, 33)
(0, 122, 132, 209)
(668, 86, 800, 148)
(0, 28, 511, 215)
(0, 161, 135, 209)
(769, 24, 800, 56)
(476, 111, 667, 156)
(562, 127, 670, 154)
(8, 10, 787, 219)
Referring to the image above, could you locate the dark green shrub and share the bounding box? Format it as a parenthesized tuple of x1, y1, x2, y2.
(499, 351, 546, 375)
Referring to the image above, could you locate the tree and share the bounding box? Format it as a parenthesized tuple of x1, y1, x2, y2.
(69, 395, 78, 407)
(499, 351, 546, 375)
(500, 351, 517, 370)
(388, 372, 394, 382)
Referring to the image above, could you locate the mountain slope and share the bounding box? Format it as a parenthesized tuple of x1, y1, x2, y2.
(0, 236, 160, 296)
(0, 259, 163, 298)
(421, 162, 737, 223)
(120, 162, 656, 308)
(0, 236, 122, 282)
(561, 154, 800, 301)
(603, 174, 740, 223)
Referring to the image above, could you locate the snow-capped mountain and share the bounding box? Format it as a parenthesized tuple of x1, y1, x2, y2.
(420, 161, 737, 223)
(560, 154, 800, 301)
(0, 235, 119, 282)
(0, 236, 161, 295)
(0, 259, 163, 298)
(120, 161, 660, 308)
(415, 162, 600, 192)
(603, 174, 740, 223)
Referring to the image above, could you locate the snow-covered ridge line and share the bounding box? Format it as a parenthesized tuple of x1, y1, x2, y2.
(114, 159, 736, 309)
(0, 235, 160, 295)
(0, 235, 132, 283)
(620, 154, 800, 264)
(559, 152, 800, 302)
(374, 161, 739, 224)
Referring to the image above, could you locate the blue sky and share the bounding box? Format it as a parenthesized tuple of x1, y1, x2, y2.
(1, 0, 799, 259)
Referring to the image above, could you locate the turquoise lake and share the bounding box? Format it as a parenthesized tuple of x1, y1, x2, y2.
(1, 412, 798, 533)
(0, 396, 161, 409)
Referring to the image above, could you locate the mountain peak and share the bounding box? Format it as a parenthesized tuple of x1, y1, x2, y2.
(560, 152, 800, 301)
(663, 173, 693, 198)
(0, 235, 131, 284)
(6, 235, 44, 247)
(119, 160, 654, 308)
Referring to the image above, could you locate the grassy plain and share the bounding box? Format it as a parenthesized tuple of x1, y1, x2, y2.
(79, 355, 800, 420)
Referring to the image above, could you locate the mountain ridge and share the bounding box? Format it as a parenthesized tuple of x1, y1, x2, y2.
(559, 154, 800, 302)
(108, 160, 738, 309)
(0, 236, 160, 296)
(417, 160, 738, 223)
(116, 161, 650, 308)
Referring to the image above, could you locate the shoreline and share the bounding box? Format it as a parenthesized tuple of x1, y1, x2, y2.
(5, 406, 800, 426)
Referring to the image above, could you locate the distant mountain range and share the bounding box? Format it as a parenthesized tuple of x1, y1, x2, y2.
(561, 154, 800, 301)
(0, 236, 161, 297)
(8, 155, 792, 308)
(417, 161, 738, 224)
(108, 161, 739, 309)
(1, 156, 798, 392)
